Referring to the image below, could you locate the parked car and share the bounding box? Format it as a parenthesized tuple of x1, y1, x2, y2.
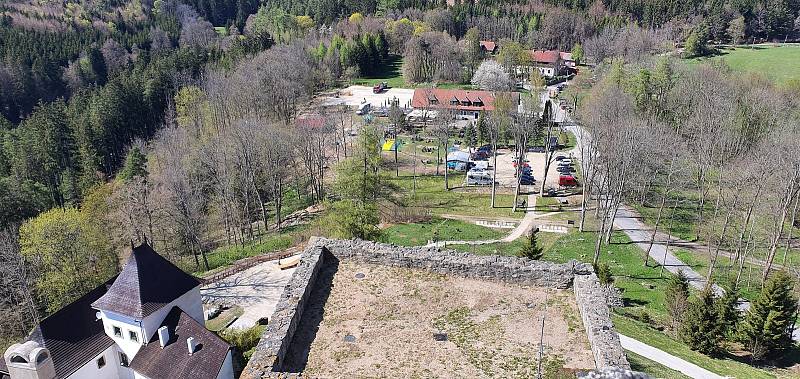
(559, 175, 578, 187)
(519, 175, 535, 185)
(528, 146, 546, 153)
(557, 166, 575, 173)
(372, 81, 388, 93)
(471, 151, 490, 161)
(371, 108, 388, 117)
(515, 166, 532, 177)
(555, 155, 568, 161)
(478, 144, 492, 152)
(467, 171, 495, 185)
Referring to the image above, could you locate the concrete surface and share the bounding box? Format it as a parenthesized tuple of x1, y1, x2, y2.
(618, 334, 724, 379)
(201, 256, 298, 329)
(321, 85, 415, 109)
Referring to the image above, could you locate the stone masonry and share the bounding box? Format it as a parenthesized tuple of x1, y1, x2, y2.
(242, 237, 630, 378)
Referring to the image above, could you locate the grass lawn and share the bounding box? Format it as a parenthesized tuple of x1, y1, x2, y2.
(626, 350, 692, 379)
(689, 44, 800, 84)
(190, 228, 300, 276)
(351, 55, 406, 89)
(613, 315, 778, 379)
(632, 202, 700, 242)
(449, 229, 562, 256)
(206, 305, 243, 332)
(387, 173, 525, 220)
(544, 227, 674, 319)
(672, 249, 767, 302)
(380, 218, 505, 246)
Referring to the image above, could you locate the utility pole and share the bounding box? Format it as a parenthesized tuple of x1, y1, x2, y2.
(537, 272, 551, 379)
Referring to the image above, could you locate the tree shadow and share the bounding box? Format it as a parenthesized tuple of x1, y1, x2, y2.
(279, 252, 339, 372)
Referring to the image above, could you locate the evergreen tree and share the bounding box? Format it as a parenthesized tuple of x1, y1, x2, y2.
(739, 272, 797, 361)
(593, 261, 614, 284)
(463, 124, 477, 147)
(518, 228, 543, 260)
(680, 286, 724, 355)
(119, 147, 148, 181)
(476, 111, 488, 144)
(666, 270, 691, 332)
(718, 280, 741, 337)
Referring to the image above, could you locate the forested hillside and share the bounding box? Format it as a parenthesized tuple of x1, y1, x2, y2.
(1, 0, 799, 363)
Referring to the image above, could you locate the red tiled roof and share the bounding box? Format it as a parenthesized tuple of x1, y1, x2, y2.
(530, 50, 560, 64)
(560, 52, 573, 61)
(411, 88, 519, 112)
(480, 40, 497, 52)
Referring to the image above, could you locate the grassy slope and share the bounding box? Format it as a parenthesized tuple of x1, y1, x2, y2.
(387, 173, 525, 220)
(689, 44, 800, 84)
(626, 350, 692, 379)
(614, 316, 776, 379)
(381, 218, 505, 246)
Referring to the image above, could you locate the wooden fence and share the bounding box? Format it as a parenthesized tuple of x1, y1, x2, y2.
(200, 246, 304, 285)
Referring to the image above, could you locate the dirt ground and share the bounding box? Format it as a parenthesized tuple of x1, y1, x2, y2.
(282, 261, 594, 378)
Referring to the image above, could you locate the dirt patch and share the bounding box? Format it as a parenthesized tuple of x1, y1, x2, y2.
(282, 261, 594, 378)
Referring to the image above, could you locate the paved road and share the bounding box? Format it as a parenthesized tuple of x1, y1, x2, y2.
(612, 206, 724, 294)
(618, 334, 725, 379)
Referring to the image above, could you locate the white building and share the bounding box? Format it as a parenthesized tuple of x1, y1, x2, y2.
(1, 243, 234, 379)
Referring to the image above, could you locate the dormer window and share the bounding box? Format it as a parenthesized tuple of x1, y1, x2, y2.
(97, 356, 106, 369)
(119, 352, 129, 367)
(113, 326, 122, 338)
(129, 330, 139, 342)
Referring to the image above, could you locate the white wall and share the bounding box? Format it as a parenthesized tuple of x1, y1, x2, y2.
(97, 285, 203, 362)
(65, 345, 129, 379)
(215, 351, 234, 379)
(140, 287, 203, 343)
(99, 311, 144, 361)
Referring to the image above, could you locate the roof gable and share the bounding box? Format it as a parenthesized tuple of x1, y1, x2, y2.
(129, 307, 230, 379)
(91, 243, 201, 319)
(411, 88, 519, 112)
(530, 50, 561, 64)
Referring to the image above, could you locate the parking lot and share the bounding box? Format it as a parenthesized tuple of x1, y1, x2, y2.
(491, 149, 574, 189)
(321, 85, 415, 109)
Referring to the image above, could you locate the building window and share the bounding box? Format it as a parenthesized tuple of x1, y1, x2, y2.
(129, 331, 138, 342)
(97, 356, 106, 369)
(113, 326, 122, 338)
(119, 352, 129, 367)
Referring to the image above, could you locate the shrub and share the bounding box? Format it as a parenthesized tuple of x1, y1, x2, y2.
(517, 228, 543, 260)
(593, 261, 614, 284)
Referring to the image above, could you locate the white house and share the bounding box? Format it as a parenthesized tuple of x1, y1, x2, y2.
(1, 243, 234, 379)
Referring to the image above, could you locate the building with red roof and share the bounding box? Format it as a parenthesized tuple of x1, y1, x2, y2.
(529, 50, 565, 78)
(411, 88, 519, 120)
(479, 40, 498, 54)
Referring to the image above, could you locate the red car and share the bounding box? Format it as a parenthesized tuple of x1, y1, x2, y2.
(559, 175, 578, 187)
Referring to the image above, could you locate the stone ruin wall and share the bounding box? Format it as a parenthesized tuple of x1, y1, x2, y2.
(241, 238, 630, 379)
